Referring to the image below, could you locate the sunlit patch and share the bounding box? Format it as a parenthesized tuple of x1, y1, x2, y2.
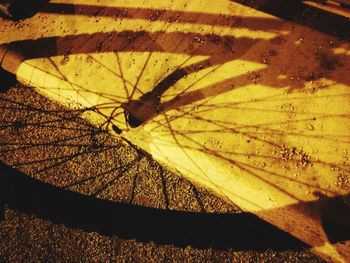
(277, 74, 288, 80)
(332, 47, 350, 56)
(16, 52, 212, 129)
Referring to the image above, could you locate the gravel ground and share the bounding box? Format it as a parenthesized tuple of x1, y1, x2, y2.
(0, 85, 326, 262)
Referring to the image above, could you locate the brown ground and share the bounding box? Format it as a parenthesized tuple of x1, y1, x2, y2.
(0, 85, 325, 262)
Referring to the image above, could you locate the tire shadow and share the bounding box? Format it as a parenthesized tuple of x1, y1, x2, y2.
(0, 160, 309, 251)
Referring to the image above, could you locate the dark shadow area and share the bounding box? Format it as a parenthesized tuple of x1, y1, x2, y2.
(234, 0, 350, 40)
(0, 67, 17, 92)
(274, 191, 350, 245)
(319, 193, 350, 243)
(0, 160, 310, 251)
(0, 0, 50, 20)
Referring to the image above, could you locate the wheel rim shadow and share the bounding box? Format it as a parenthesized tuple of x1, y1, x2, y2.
(0, 160, 310, 251)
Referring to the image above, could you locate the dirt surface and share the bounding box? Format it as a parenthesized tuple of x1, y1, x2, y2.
(0, 85, 326, 262)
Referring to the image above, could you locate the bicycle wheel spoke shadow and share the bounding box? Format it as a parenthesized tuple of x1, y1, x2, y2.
(0, 0, 349, 260)
(0, 85, 312, 251)
(0, 86, 236, 211)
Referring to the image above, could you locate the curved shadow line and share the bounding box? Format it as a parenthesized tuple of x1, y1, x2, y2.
(0, 160, 308, 251)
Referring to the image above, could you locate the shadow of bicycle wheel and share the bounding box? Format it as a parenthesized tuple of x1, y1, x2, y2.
(0, 160, 310, 251)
